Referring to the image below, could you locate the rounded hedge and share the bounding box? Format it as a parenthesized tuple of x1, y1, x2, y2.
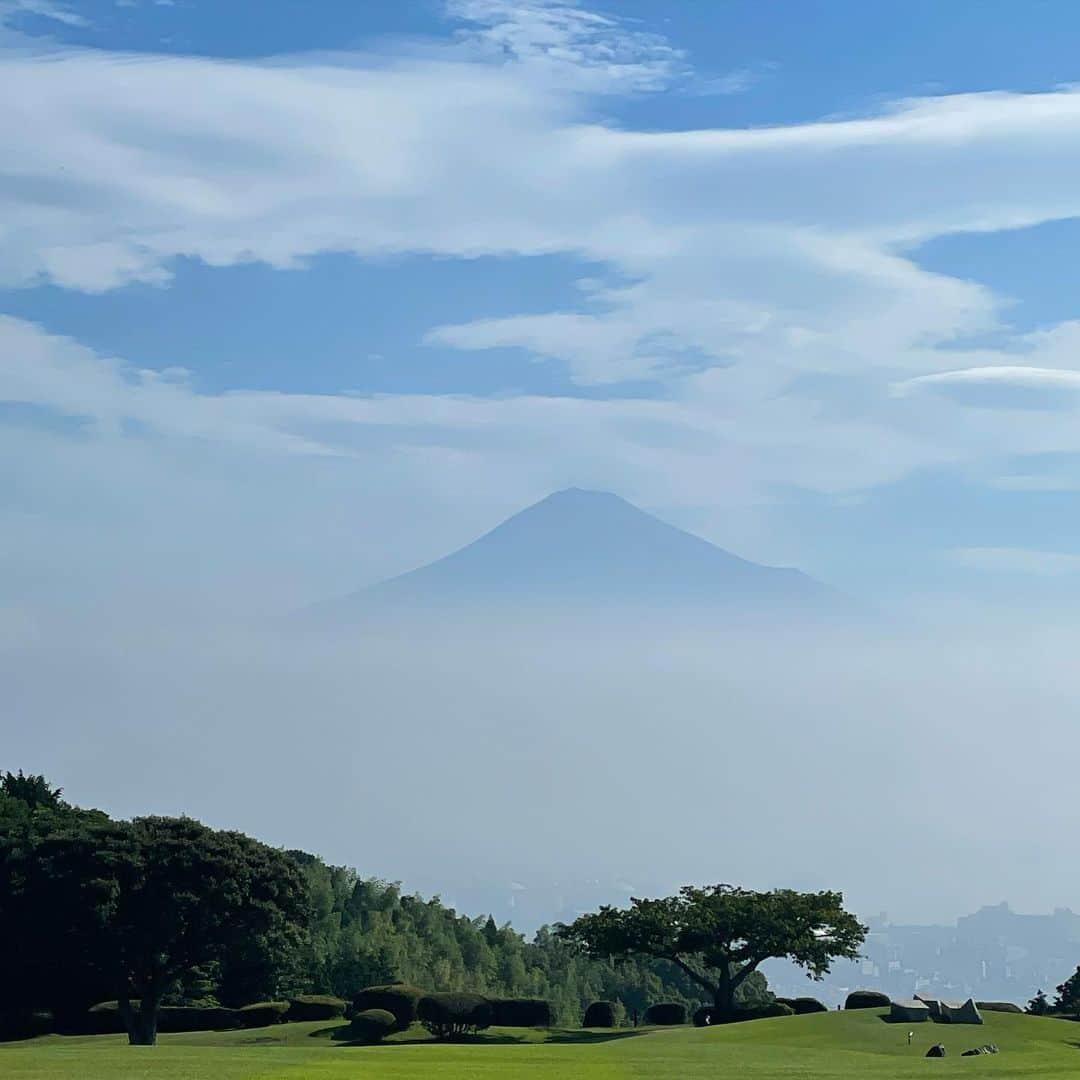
(82, 1002, 245, 1035)
(739, 1002, 795, 1021)
(976, 1001, 1022, 1014)
(790, 997, 829, 1015)
(157, 1006, 240, 1033)
(348, 1008, 396, 1044)
(844, 990, 891, 1010)
(694, 1002, 795, 1026)
(644, 1002, 687, 1026)
(488, 998, 554, 1027)
(582, 1000, 619, 1028)
(351, 984, 425, 1033)
(285, 995, 347, 1022)
(236, 1002, 290, 1028)
(417, 992, 493, 1040)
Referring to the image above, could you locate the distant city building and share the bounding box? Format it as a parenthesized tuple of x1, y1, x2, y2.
(764, 902, 1080, 1007)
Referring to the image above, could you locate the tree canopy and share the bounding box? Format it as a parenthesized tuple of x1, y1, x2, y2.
(1054, 966, 1080, 1017)
(0, 812, 310, 1043)
(557, 884, 866, 1015)
(1, 775, 746, 1042)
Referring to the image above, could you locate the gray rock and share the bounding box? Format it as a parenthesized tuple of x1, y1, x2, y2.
(925, 1044, 947, 1057)
(961, 1044, 999, 1056)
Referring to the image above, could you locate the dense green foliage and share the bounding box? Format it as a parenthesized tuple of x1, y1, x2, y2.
(644, 1002, 687, 1025)
(0, 777, 736, 1043)
(844, 990, 890, 1010)
(559, 884, 864, 1016)
(350, 985, 425, 1032)
(733, 1002, 795, 1021)
(0, 801, 310, 1045)
(296, 862, 750, 1023)
(1053, 965, 1080, 1017)
(487, 998, 554, 1026)
(345, 1008, 396, 1044)
(235, 1002, 289, 1027)
(582, 1000, 620, 1027)
(417, 992, 493, 1039)
(1027, 990, 1051, 1016)
(284, 995, 346, 1021)
(693, 1001, 795, 1026)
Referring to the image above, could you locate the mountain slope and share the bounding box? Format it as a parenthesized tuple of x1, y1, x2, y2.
(319, 488, 849, 620)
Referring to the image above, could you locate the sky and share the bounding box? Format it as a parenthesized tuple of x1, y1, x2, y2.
(6, 0, 1080, 926)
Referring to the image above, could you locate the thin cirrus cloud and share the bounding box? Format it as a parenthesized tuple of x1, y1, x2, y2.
(7, 2, 1080, 556)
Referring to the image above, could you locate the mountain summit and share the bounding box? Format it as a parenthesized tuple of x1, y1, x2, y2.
(320, 488, 848, 620)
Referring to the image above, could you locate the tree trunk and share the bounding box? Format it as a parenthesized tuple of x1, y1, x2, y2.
(712, 969, 737, 1019)
(118, 991, 161, 1046)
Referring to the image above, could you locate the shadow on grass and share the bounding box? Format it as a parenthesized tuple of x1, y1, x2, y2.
(330, 1030, 530, 1048)
(309, 1024, 349, 1040)
(544, 1030, 647, 1045)
(325, 1027, 648, 1048)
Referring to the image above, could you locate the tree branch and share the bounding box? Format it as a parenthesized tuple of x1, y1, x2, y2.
(668, 954, 719, 997)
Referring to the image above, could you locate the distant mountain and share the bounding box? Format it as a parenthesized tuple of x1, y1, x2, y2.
(315, 488, 851, 622)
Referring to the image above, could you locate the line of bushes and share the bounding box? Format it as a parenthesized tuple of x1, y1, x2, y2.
(344, 985, 556, 1044)
(692, 1002, 795, 1026)
(48, 994, 347, 1038)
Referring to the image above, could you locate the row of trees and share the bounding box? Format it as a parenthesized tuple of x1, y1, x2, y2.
(0, 770, 867, 1045)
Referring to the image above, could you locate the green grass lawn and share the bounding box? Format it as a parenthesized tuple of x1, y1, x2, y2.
(2, 1009, 1078, 1078)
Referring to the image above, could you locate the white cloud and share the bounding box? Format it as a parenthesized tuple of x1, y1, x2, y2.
(8, 2, 1080, 536)
(897, 366, 1080, 394)
(448, 0, 683, 92)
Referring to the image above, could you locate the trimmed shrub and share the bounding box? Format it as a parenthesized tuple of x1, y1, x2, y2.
(976, 1001, 1022, 1014)
(285, 995, 347, 1022)
(644, 1002, 687, 1026)
(582, 1000, 619, 1028)
(417, 992, 493, 1040)
(157, 1007, 240, 1033)
(0, 1009, 54, 1042)
(236, 1002, 290, 1028)
(82, 1002, 243, 1035)
(695, 1002, 795, 1026)
(351, 984, 424, 1033)
(844, 990, 890, 1010)
(692, 1006, 716, 1027)
(738, 1002, 795, 1021)
(791, 997, 829, 1015)
(346, 1008, 396, 1045)
(488, 998, 554, 1027)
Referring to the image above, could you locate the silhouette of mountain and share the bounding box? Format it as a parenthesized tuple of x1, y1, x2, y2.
(316, 488, 850, 622)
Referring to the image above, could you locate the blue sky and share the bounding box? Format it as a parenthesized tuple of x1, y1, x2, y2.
(7, 0, 1080, 618)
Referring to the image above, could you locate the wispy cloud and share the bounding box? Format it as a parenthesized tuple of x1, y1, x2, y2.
(7, 3, 1080, 509)
(448, 0, 684, 92)
(0, 0, 88, 26)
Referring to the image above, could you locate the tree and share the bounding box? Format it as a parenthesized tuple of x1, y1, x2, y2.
(1027, 989, 1051, 1016)
(557, 884, 866, 1017)
(1054, 966, 1080, 1018)
(0, 770, 64, 811)
(0, 815, 310, 1045)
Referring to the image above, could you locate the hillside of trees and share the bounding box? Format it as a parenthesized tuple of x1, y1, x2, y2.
(0, 772, 770, 1035)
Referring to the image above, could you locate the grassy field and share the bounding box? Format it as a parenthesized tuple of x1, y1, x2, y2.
(2, 1009, 1078, 1078)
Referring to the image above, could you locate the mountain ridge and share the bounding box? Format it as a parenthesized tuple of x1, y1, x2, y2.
(313, 488, 851, 622)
